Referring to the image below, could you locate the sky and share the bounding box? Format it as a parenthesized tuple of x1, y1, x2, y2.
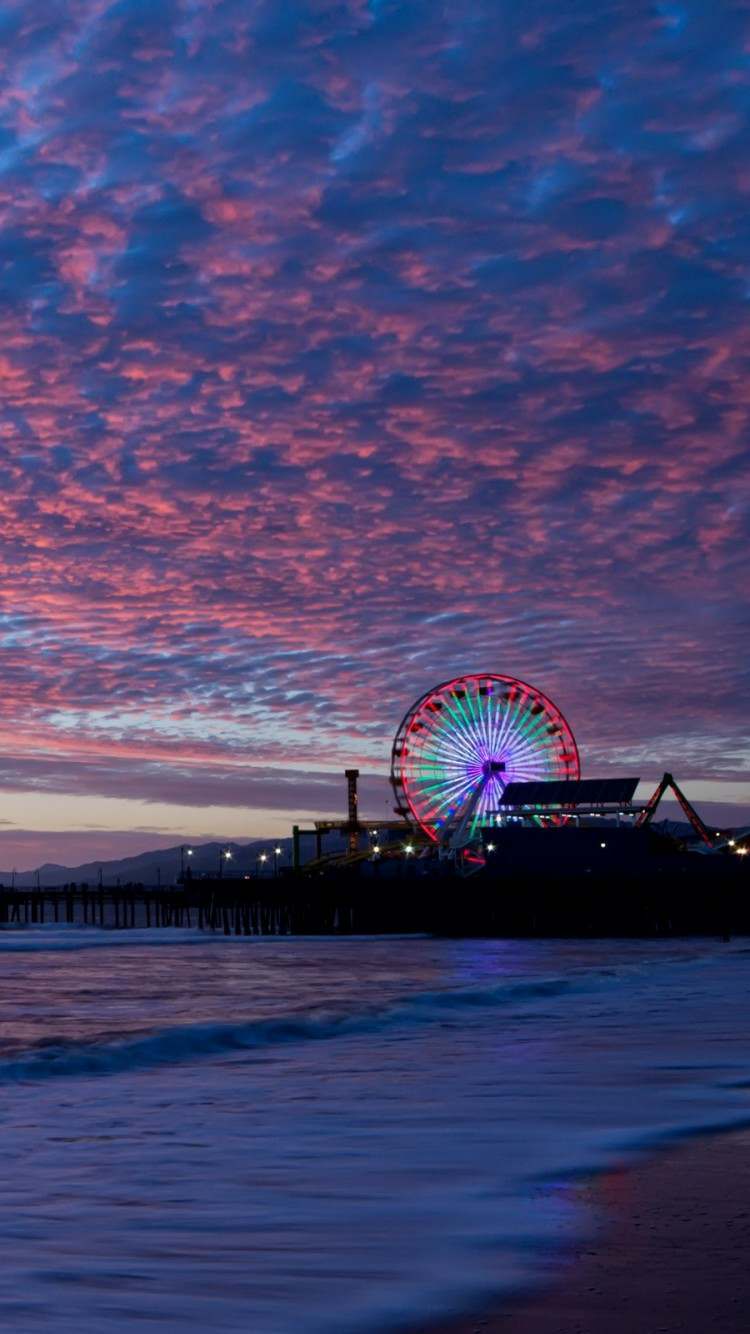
(0, 0, 748, 868)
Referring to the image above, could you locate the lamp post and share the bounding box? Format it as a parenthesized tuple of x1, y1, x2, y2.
(219, 848, 232, 879)
(180, 845, 193, 880)
(257, 851, 268, 878)
(273, 846, 282, 877)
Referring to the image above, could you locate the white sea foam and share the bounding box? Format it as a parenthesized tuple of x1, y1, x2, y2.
(0, 924, 209, 951)
(0, 935, 747, 1332)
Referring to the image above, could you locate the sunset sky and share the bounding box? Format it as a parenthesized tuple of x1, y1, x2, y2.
(0, 0, 748, 868)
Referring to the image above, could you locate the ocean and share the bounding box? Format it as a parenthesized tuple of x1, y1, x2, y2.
(0, 928, 748, 1332)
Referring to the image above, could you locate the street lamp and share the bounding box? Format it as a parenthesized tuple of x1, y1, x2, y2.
(180, 846, 194, 880)
(219, 848, 232, 878)
(273, 846, 282, 877)
(257, 852, 268, 878)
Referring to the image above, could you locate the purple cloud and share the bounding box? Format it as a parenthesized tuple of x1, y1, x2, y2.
(0, 0, 745, 863)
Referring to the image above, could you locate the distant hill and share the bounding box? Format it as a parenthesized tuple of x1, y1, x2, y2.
(0, 839, 301, 889)
(0, 814, 741, 888)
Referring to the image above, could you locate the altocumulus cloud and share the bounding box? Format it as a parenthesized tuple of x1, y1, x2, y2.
(0, 0, 746, 852)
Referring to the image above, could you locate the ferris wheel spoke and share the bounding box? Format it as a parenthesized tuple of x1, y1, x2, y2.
(496, 709, 555, 773)
(492, 687, 529, 756)
(425, 733, 480, 775)
(413, 740, 477, 778)
(421, 765, 481, 800)
(416, 752, 478, 785)
(509, 709, 557, 763)
(473, 692, 496, 765)
(416, 777, 474, 816)
(502, 703, 552, 760)
(417, 771, 476, 802)
(463, 685, 486, 749)
(486, 696, 508, 757)
(455, 688, 500, 764)
(503, 744, 553, 776)
(478, 695, 496, 760)
(439, 696, 483, 759)
(503, 725, 548, 766)
(431, 721, 480, 764)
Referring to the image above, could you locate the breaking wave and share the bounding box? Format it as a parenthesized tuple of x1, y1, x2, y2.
(0, 973, 578, 1083)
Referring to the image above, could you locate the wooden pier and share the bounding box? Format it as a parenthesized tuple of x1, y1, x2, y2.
(0, 870, 438, 936)
(0, 853, 746, 938)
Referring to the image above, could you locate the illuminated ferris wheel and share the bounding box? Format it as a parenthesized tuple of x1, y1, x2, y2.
(390, 673, 579, 845)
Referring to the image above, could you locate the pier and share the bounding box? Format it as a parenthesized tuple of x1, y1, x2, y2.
(0, 848, 746, 939)
(0, 869, 437, 936)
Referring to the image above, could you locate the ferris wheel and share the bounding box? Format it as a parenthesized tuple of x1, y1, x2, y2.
(390, 673, 579, 845)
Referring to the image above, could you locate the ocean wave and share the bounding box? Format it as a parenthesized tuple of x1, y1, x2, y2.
(0, 939, 738, 1085)
(0, 1015, 361, 1083)
(0, 974, 579, 1084)
(406, 976, 574, 1009)
(0, 925, 211, 952)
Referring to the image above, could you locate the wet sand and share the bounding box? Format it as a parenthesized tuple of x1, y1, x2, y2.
(408, 1127, 750, 1334)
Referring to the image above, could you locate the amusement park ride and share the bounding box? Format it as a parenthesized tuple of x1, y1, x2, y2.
(293, 673, 748, 871)
(391, 673, 580, 846)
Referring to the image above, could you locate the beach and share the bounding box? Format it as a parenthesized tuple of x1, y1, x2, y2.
(415, 1128, 750, 1334)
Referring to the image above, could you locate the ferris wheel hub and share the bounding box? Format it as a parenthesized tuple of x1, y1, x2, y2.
(483, 759, 506, 776)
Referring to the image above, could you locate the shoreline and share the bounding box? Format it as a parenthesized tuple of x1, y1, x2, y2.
(400, 1125, 750, 1334)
